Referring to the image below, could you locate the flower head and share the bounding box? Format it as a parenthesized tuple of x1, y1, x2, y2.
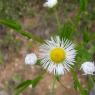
(81, 61, 95, 75)
(25, 53, 37, 65)
(43, 0, 57, 8)
(39, 36, 76, 75)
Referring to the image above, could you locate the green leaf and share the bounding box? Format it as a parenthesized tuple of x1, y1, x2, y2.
(0, 51, 4, 64)
(76, 43, 92, 68)
(79, 0, 88, 12)
(31, 75, 43, 87)
(15, 80, 31, 95)
(82, 31, 90, 43)
(0, 19, 43, 42)
(59, 21, 75, 39)
(0, 19, 22, 31)
(15, 75, 43, 95)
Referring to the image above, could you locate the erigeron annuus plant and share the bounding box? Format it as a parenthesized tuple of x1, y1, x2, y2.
(81, 62, 95, 75)
(43, 0, 58, 8)
(25, 53, 37, 65)
(0, 0, 95, 95)
(39, 36, 76, 75)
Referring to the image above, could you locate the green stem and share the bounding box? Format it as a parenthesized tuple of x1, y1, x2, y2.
(71, 68, 88, 95)
(57, 78, 78, 95)
(87, 75, 94, 91)
(51, 77, 56, 95)
(53, 8, 61, 32)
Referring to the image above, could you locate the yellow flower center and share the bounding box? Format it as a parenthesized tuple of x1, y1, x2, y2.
(50, 47, 66, 63)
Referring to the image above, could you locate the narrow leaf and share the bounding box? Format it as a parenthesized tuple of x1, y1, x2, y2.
(15, 75, 43, 95)
(0, 19, 43, 42)
(59, 21, 75, 39)
(0, 19, 22, 31)
(79, 0, 88, 12)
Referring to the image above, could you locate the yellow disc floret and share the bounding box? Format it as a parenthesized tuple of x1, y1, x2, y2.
(50, 47, 66, 63)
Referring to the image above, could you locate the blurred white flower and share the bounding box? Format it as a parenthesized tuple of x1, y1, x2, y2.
(43, 0, 57, 8)
(29, 84, 32, 88)
(81, 62, 95, 75)
(25, 53, 37, 65)
(39, 36, 76, 75)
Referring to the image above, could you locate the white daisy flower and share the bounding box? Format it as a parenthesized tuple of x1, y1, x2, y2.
(43, 0, 57, 8)
(25, 53, 37, 65)
(39, 36, 76, 75)
(80, 62, 95, 75)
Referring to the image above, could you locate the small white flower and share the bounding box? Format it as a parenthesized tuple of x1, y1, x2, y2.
(39, 36, 76, 75)
(25, 53, 37, 65)
(81, 62, 95, 75)
(29, 84, 32, 88)
(43, 0, 57, 8)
